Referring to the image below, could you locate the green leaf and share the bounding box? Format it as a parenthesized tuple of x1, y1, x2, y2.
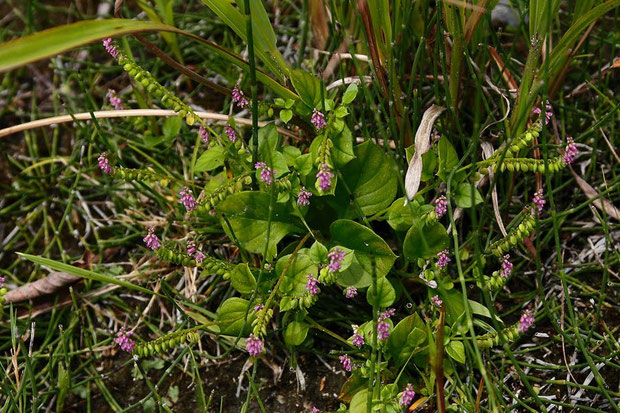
(468, 299, 493, 319)
(284, 321, 309, 346)
(290, 69, 322, 108)
(454, 183, 483, 208)
(421, 150, 438, 182)
(330, 220, 397, 288)
(403, 221, 450, 260)
(162, 116, 183, 139)
(366, 277, 396, 307)
(388, 313, 426, 366)
(437, 137, 459, 181)
(329, 126, 356, 168)
(217, 192, 301, 260)
(276, 250, 318, 298)
(446, 341, 466, 364)
(295, 153, 313, 177)
(17, 253, 162, 297)
(335, 141, 398, 217)
(308, 241, 328, 265)
(333, 105, 348, 118)
(386, 197, 416, 231)
(57, 363, 70, 412)
(230, 263, 256, 295)
(282, 146, 301, 166)
(258, 123, 288, 178)
(194, 145, 226, 172)
(167, 385, 180, 404)
(342, 83, 359, 105)
(349, 389, 369, 413)
(216, 297, 256, 336)
(279, 109, 293, 123)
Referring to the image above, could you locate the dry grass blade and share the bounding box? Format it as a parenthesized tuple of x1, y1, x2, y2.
(570, 169, 620, 220)
(309, 0, 329, 50)
(3, 271, 80, 303)
(405, 105, 445, 199)
(481, 142, 508, 236)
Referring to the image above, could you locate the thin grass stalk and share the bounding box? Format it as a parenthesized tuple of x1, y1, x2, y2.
(244, 0, 260, 165)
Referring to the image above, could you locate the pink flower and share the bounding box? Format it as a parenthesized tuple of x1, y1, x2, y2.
(351, 325, 364, 347)
(102, 38, 119, 58)
(0, 276, 5, 288)
(114, 327, 135, 353)
(430, 294, 443, 307)
(518, 309, 534, 333)
(437, 250, 450, 268)
(315, 163, 334, 192)
(533, 100, 553, 124)
(305, 274, 319, 296)
(311, 109, 327, 130)
(434, 195, 448, 218)
(199, 125, 209, 143)
(98, 152, 113, 174)
(399, 383, 416, 406)
(562, 137, 578, 165)
(533, 190, 545, 215)
(345, 286, 357, 298)
(339, 354, 352, 371)
(312, 408, 320, 413)
(143, 228, 161, 250)
(327, 248, 346, 273)
(194, 251, 205, 264)
(225, 124, 237, 142)
(179, 187, 198, 212)
(377, 309, 395, 341)
(246, 334, 264, 356)
(107, 89, 124, 110)
(231, 86, 249, 109)
(254, 162, 276, 186)
(501, 254, 513, 278)
(253, 304, 264, 312)
(187, 240, 196, 256)
(297, 186, 312, 206)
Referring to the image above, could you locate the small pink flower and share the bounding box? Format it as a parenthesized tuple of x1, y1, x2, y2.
(532, 190, 545, 215)
(187, 240, 196, 256)
(339, 354, 352, 371)
(434, 195, 448, 218)
(246, 334, 264, 356)
(225, 124, 237, 142)
(143, 228, 161, 250)
(533, 100, 553, 124)
(315, 163, 334, 193)
(254, 304, 264, 312)
(562, 137, 578, 165)
(345, 286, 357, 298)
(107, 89, 124, 110)
(327, 248, 346, 273)
(312, 408, 320, 413)
(102, 38, 119, 58)
(98, 152, 113, 174)
(430, 294, 443, 307)
(297, 186, 312, 206)
(399, 383, 416, 406)
(254, 162, 276, 186)
(351, 325, 364, 347)
(0, 276, 5, 288)
(114, 327, 135, 353)
(518, 309, 535, 333)
(501, 254, 513, 278)
(305, 274, 319, 296)
(311, 109, 327, 130)
(231, 86, 249, 109)
(199, 125, 209, 143)
(376, 309, 394, 341)
(179, 187, 198, 211)
(194, 251, 205, 264)
(437, 250, 450, 268)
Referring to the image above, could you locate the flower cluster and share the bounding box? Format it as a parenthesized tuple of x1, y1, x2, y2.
(500, 254, 513, 278)
(311, 108, 327, 130)
(98, 152, 113, 174)
(114, 327, 135, 353)
(187, 241, 205, 264)
(199, 125, 209, 143)
(434, 195, 448, 218)
(436, 250, 450, 268)
(345, 286, 357, 298)
(399, 383, 416, 406)
(518, 309, 535, 333)
(339, 354, 352, 371)
(316, 163, 334, 192)
(143, 228, 161, 250)
(107, 89, 124, 110)
(102, 38, 119, 58)
(297, 186, 312, 206)
(533, 100, 553, 125)
(562, 137, 578, 165)
(246, 334, 265, 356)
(305, 274, 319, 296)
(377, 308, 395, 341)
(179, 187, 198, 212)
(255, 162, 276, 186)
(225, 124, 237, 142)
(327, 248, 346, 273)
(430, 294, 443, 307)
(351, 325, 364, 347)
(532, 190, 545, 215)
(231, 86, 249, 109)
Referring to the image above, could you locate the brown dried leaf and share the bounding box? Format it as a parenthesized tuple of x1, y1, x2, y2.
(571, 170, 620, 221)
(405, 105, 445, 200)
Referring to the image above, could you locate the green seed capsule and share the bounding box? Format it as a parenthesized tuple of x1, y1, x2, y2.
(511, 145, 520, 153)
